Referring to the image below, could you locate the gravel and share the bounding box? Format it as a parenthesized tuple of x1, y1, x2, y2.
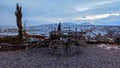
(0, 44, 120, 68)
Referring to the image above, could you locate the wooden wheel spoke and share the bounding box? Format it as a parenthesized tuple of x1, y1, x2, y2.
(49, 40, 63, 54)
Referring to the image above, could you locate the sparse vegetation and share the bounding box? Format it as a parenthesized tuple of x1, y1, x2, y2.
(0, 36, 26, 45)
(0, 36, 19, 45)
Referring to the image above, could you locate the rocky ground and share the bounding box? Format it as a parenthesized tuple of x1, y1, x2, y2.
(0, 44, 120, 68)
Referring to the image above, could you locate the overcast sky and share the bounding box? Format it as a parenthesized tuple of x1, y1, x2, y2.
(0, 0, 120, 26)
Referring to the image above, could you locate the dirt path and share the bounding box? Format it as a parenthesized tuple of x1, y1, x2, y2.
(0, 44, 120, 68)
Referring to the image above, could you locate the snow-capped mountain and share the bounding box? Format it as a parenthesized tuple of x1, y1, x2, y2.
(80, 22, 93, 25)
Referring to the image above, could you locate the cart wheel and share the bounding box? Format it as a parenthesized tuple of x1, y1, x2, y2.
(78, 40, 86, 46)
(77, 39, 87, 54)
(76, 35, 87, 54)
(49, 40, 63, 54)
(64, 41, 80, 55)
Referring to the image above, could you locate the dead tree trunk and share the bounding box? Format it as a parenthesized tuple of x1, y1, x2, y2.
(15, 3, 23, 44)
